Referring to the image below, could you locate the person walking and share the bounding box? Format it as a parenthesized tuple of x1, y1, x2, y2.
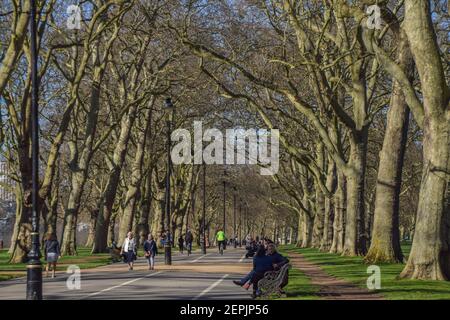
(178, 234, 184, 254)
(44, 233, 61, 278)
(185, 229, 193, 255)
(143, 234, 158, 270)
(121, 231, 137, 271)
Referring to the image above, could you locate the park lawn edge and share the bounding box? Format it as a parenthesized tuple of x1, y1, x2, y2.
(0, 247, 113, 282)
(280, 244, 450, 300)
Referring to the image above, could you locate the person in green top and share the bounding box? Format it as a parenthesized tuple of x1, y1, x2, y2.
(216, 228, 226, 253)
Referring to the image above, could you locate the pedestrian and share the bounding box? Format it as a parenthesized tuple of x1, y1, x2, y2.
(160, 232, 166, 247)
(245, 234, 251, 245)
(185, 229, 193, 255)
(178, 234, 184, 254)
(120, 231, 137, 271)
(143, 234, 158, 270)
(44, 233, 61, 278)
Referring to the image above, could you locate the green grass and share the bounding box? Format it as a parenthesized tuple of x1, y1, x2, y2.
(280, 242, 450, 300)
(276, 267, 319, 300)
(0, 247, 112, 281)
(269, 247, 319, 300)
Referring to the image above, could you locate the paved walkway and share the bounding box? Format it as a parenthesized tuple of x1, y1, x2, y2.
(288, 252, 384, 300)
(0, 248, 252, 300)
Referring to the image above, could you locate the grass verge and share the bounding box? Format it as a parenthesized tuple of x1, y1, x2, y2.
(0, 247, 112, 281)
(280, 243, 450, 300)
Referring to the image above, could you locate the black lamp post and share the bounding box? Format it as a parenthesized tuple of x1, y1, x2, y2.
(245, 204, 248, 239)
(164, 98, 174, 265)
(202, 163, 207, 254)
(26, 0, 42, 300)
(233, 188, 237, 248)
(239, 200, 242, 247)
(222, 170, 227, 233)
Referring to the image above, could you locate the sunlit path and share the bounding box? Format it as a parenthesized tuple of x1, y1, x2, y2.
(0, 248, 252, 300)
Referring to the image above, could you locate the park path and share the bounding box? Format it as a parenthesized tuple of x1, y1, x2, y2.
(288, 252, 384, 300)
(0, 248, 253, 300)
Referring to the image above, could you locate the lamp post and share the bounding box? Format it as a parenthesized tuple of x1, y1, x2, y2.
(164, 98, 174, 265)
(26, 0, 42, 300)
(202, 163, 207, 254)
(239, 200, 242, 247)
(233, 188, 237, 248)
(245, 204, 248, 239)
(222, 170, 227, 233)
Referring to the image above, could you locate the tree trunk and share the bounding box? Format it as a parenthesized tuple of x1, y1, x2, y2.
(289, 226, 294, 244)
(312, 143, 325, 247)
(365, 31, 412, 263)
(400, 119, 449, 279)
(45, 182, 58, 238)
(342, 133, 368, 256)
(8, 188, 30, 263)
(398, 0, 450, 280)
(301, 213, 313, 248)
(65, 57, 105, 253)
(107, 214, 117, 247)
(8, 188, 22, 255)
(92, 104, 138, 253)
(136, 174, 152, 246)
(61, 176, 83, 255)
(85, 209, 99, 248)
(92, 212, 109, 253)
(150, 184, 164, 238)
(320, 158, 336, 251)
(330, 170, 346, 253)
(296, 213, 303, 247)
(312, 188, 324, 248)
(118, 104, 153, 243)
(9, 147, 33, 263)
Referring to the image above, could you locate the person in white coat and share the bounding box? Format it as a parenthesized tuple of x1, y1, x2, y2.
(120, 231, 137, 270)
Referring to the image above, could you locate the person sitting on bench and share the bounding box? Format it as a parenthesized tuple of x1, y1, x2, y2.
(249, 245, 274, 298)
(233, 245, 273, 296)
(266, 243, 289, 293)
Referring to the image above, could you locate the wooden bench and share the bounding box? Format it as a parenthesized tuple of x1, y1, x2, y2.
(257, 263, 290, 298)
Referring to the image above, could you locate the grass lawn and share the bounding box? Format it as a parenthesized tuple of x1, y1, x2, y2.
(280, 242, 450, 300)
(0, 247, 112, 281)
(276, 267, 319, 300)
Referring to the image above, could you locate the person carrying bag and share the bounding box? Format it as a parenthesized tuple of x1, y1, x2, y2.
(120, 231, 137, 271)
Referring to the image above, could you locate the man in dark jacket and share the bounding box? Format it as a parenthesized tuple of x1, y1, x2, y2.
(143, 235, 158, 270)
(249, 245, 274, 298)
(185, 229, 193, 255)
